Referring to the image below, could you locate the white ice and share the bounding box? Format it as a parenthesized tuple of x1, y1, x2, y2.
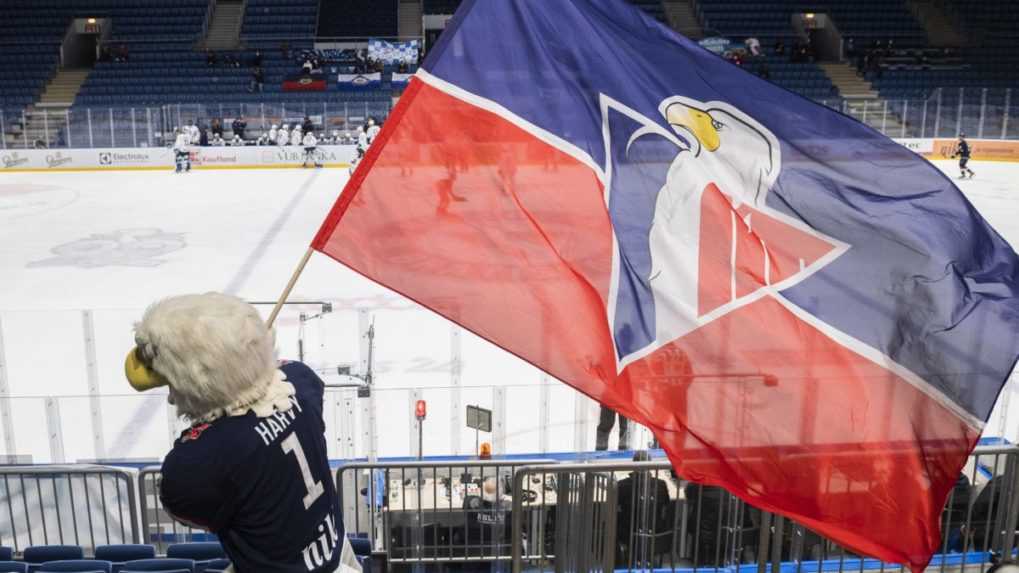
(0, 160, 1016, 463)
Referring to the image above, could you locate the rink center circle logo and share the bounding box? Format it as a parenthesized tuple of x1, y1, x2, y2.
(98, 151, 151, 165)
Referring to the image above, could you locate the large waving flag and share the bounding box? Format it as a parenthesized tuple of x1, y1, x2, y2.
(311, 0, 1019, 568)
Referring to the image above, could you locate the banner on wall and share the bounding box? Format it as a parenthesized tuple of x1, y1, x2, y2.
(368, 38, 420, 65)
(338, 72, 382, 90)
(392, 72, 414, 86)
(0, 145, 356, 171)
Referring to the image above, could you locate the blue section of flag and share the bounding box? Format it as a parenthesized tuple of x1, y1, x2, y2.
(423, 0, 1019, 420)
(605, 108, 673, 360)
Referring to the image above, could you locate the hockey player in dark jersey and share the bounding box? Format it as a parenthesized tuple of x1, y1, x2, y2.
(953, 133, 975, 179)
(124, 293, 361, 573)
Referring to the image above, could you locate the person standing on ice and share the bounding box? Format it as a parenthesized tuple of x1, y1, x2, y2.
(173, 127, 191, 173)
(302, 131, 321, 168)
(954, 133, 976, 179)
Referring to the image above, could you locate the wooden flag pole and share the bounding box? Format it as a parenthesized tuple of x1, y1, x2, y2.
(267, 247, 315, 328)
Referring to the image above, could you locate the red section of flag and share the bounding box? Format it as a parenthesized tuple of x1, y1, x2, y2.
(312, 79, 979, 569)
(697, 183, 839, 316)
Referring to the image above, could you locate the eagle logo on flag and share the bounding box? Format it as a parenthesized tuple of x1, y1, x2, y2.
(604, 94, 849, 368)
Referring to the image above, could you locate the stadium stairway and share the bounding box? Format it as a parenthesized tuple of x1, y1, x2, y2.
(819, 62, 878, 99)
(664, 0, 704, 40)
(7, 68, 89, 148)
(906, 0, 966, 47)
(398, 0, 423, 39)
(204, 0, 244, 50)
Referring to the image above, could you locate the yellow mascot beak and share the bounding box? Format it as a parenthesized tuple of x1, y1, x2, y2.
(666, 103, 721, 153)
(124, 347, 169, 392)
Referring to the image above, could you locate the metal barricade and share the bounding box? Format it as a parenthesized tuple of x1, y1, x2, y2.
(512, 446, 1019, 573)
(0, 465, 139, 555)
(138, 466, 217, 554)
(336, 459, 554, 563)
(511, 461, 757, 573)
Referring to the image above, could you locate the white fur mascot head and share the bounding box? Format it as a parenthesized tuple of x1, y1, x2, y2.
(125, 293, 295, 423)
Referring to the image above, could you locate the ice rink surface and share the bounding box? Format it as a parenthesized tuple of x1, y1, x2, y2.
(0, 159, 1017, 460)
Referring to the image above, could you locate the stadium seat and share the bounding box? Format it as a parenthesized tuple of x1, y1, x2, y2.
(0, 562, 27, 573)
(164, 544, 223, 562)
(93, 546, 155, 564)
(117, 560, 193, 573)
(347, 536, 371, 556)
(22, 547, 84, 565)
(0, 550, 11, 562)
(36, 561, 112, 573)
(193, 559, 228, 573)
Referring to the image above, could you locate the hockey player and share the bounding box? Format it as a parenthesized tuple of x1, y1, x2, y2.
(267, 124, 279, 145)
(954, 133, 976, 179)
(277, 124, 290, 147)
(173, 128, 191, 173)
(366, 118, 380, 144)
(188, 122, 200, 146)
(350, 125, 369, 174)
(290, 124, 303, 147)
(302, 131, 321, 168)
(230, 134, 245, 147)
(211, 134, 226, 146)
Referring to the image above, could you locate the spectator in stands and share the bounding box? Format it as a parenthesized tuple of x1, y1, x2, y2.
(232, 117, 247, 140)
(746, 37, 761, 57)
(98, 44, 111, 62)
(250, 67, 264, 93)
(206, 50, 217, 67)
(846, 37, 856, 60)
(253, 50, 263, 68)
(773, 39, 785, 56)
(115, 44, 129, 62)
(211, 118, 223, 139)
(302, 116, 314, 135)
(280, 41, 291, 60)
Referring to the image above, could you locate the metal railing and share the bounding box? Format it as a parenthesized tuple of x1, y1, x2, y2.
(0, 465, 139, 555)
(511, 445, 1019, 573)
(137, 466, 217, 555)
(336, 459, 554, 563)
(0, 100, 394, 150)
(817, 88, 1015, 140)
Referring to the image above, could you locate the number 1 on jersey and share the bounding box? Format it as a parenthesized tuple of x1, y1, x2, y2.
(282, 433, 324, 509)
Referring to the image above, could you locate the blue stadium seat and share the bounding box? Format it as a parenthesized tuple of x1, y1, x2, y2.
(36, 561, 112, 573)
(164, 545, 223, 562)
(0, 562, 27, 573)
(0, 550, 11, 562)
(93, 546, 155, 565)
(118, 560, 193, 573)
(22, 547, 84, 566)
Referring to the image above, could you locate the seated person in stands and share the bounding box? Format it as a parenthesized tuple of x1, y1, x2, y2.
(615, 451, 675, 565)
(206, 50, 217, 66)
(232, 117, 247, 140)
(253, 50, 263, 68)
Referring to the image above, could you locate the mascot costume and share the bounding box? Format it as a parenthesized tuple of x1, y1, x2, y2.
(124, 293, 362, 573)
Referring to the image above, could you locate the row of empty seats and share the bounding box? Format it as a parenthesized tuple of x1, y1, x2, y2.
(0, 543, 227, 573)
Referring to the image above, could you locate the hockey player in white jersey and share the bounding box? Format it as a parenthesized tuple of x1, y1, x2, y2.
(277, 124, 290, 147)
(267, 124, 278, 145)
(366, 118, 380, 144)
(349, 125, 369, 174)
(188, 122, 200, 145)
(173, 128, 191, 173)
(290, 124, 303, 146)
(302, 131, 321, 168)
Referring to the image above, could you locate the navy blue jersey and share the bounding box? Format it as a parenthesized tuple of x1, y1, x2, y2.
(160, 362, 343, 573)
(958, 140, 971, 158)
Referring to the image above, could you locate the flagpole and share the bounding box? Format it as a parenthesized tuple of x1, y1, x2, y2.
(267, 247, 315, 328)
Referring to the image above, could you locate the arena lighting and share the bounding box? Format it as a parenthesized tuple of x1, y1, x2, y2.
(87, 17, 97, 24)
(805, 12, 815, 19)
